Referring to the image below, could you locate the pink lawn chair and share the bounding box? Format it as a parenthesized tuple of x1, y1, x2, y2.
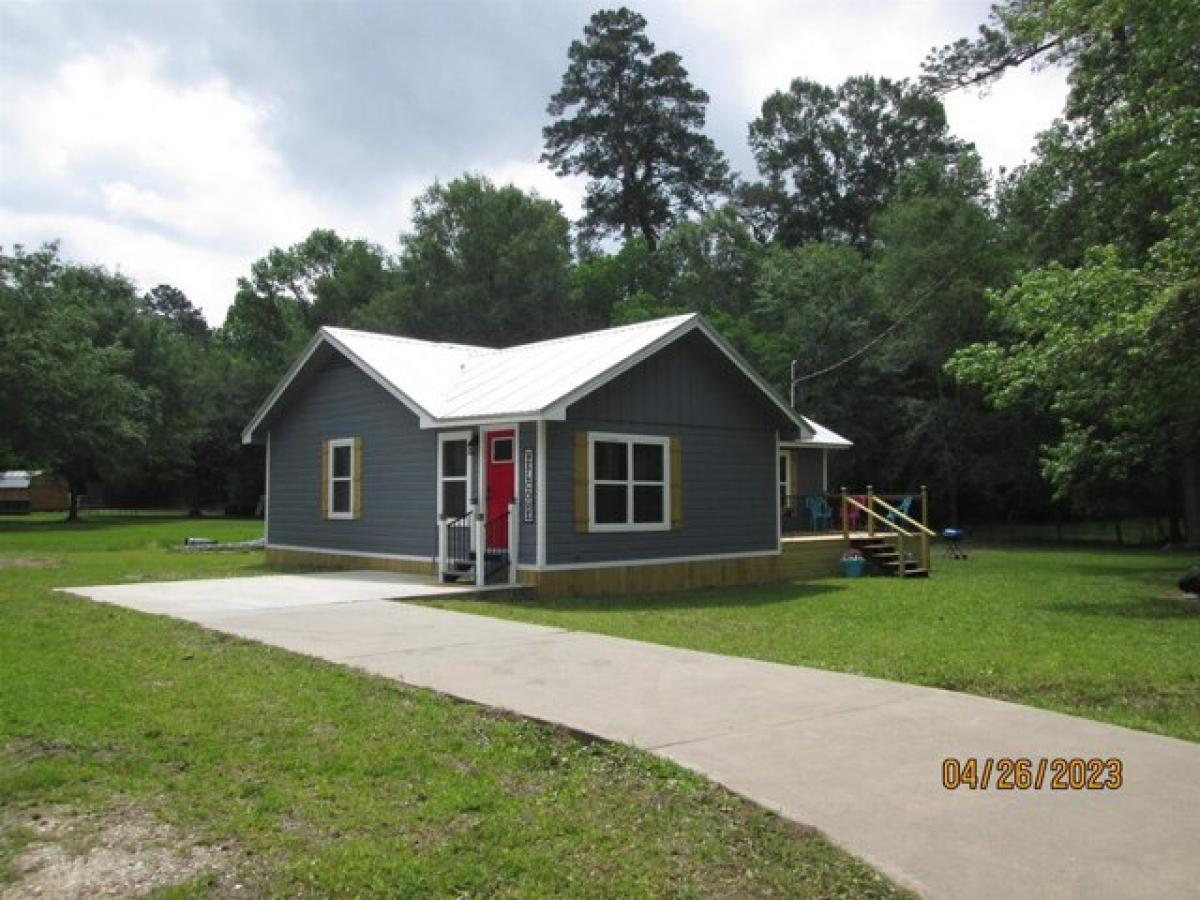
(846, 494, 866, 532)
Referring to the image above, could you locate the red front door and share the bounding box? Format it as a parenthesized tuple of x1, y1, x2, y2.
(485, 430, 516, 548)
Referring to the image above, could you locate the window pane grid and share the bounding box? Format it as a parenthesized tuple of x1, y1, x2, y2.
(590, 435, 667, 529)
(329, 438, 355, 517)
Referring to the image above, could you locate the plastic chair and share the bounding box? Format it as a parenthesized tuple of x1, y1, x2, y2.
(885, 495, 914, 528)
(804, 495, 834, 532)
(846, 494, 866, 532)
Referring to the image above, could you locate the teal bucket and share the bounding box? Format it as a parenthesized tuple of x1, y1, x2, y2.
(841, 557, 866, 578)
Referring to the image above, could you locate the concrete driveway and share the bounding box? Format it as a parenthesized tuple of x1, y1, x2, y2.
(64, 573, 1200, 899)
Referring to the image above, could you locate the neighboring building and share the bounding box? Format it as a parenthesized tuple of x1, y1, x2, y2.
(242, 314, 853, 595)
(0, 470, 70, 514)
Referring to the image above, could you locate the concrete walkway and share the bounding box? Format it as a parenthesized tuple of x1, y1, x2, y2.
(64, 573, 1200, 899)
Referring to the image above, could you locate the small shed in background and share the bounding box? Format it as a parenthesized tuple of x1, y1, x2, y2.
(0, 470, 70, 513)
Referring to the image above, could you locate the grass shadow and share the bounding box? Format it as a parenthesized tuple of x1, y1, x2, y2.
(0, 515, 260, 535)
(1045, 598, 1200, 620)
(464, 580, 849, 613)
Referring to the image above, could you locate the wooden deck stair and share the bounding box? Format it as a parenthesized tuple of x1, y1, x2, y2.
(851, 535, 929, 578)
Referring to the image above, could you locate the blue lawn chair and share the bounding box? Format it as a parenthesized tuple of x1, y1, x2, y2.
(804, 495, 834, 532)
(885, 495, 914, 528)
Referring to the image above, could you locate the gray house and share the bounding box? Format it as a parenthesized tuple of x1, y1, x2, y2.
(242, 314, 851, 595)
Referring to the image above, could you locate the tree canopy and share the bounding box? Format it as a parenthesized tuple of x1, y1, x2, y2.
(933, 0, 1200, 539)
(6, 2, 1196, 541)
(542, 7, 729, 249)
(354, 174, 575, 346)
(1, 245, 150, 517)
(744, 75, 965, 247)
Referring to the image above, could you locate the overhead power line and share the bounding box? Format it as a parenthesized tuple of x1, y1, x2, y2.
(788, 268, 958, 404)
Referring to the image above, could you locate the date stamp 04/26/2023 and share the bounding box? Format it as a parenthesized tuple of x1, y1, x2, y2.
(942, 757, 1124, 791)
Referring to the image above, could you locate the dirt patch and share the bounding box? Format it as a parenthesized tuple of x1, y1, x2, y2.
(1, 805, 237, 899)
(0, 558, 60, 569)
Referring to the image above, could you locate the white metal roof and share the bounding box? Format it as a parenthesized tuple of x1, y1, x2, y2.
(0, 470, 39, 489)
(243, 314, 849, 446)
(781, 417, 853, 450)
(324, 314, 702, 421)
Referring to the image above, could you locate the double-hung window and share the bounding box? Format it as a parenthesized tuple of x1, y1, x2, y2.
(589, 433, 669, 531)
(778, 451, 791, 509)
(328, 437, 356, 519)
(439, 434, 470, 518)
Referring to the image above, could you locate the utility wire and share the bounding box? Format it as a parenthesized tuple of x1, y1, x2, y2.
(790, 268, 958, 387)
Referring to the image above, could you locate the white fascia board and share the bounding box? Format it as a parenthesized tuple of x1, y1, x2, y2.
(321, 329, 434, 424)
(418, 410, 561, 430)
(241, 330, 326, 444)
(538, 313, 805, 430)
(691, 316, 809, 432)
(539, 315, 700, 421)
(242, 328, 438, 443)
(780, 439, 853, 450)
(541, 316, 807, 431)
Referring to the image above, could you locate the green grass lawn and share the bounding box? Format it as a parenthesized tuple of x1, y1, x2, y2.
(0, 516, 902, 897)
(435, 547, 1200, 743)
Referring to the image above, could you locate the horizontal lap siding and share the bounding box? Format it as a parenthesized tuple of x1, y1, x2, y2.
(548, 331, 779, 565)
(269, 358, 436, 557)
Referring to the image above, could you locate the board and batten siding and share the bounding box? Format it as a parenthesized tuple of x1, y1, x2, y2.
(517, 422, 537, 565)
(268, 356, 437, 558)
(792, 448, 825, 494)
(546, 330, 780, 565)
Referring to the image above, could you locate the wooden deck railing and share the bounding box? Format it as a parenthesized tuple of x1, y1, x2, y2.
(840, 485, 933, 575)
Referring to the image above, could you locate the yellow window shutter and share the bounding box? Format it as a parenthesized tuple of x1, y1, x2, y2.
(573, 430, 589, 533)
(352, 437, 363, 519)
(670, 437, 683, 529)
(319, 440, 329, 519)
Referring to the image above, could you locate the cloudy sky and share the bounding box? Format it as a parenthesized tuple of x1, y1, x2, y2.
(0, 0, 1068, 324)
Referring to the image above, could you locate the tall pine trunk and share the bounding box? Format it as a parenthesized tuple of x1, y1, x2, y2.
(1183, 451, 1200, 548)
(65, 476, 85, 523)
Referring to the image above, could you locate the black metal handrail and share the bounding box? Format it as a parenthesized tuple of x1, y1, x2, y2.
(483, 507, 511, 581)
(446, 510, 473, 568)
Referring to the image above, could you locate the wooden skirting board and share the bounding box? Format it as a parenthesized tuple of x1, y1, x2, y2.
(265, 540, 846, 598)
(779, 538, 845, 580)
(521, 556, 779, 597)
(265, 547, 436, 578)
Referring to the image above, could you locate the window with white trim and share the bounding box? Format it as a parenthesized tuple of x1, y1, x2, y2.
(779, 451, 791, 508)
(439, 436, 470, 518)
(328, 437, 355, 518)
(589, 433, 669, 531)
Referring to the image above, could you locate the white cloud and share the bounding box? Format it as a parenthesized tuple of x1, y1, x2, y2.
(485, 160, 587, 222)
(680, 0, 1068, 174)
(0, 3, 1071, 328)
(3, 209, 247, 320)
(0, 42, 588, 322)
(1, 43, 325, 320)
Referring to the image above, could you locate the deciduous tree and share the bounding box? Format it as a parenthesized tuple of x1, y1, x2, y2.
(0, 245, 150, 519)
(355, 175, 574, 346)
(745, 75, 964, 247)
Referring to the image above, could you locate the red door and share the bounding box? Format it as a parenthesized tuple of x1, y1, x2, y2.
(485, 430, 516, 548)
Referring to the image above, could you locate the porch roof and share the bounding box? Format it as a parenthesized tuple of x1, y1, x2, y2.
(781, 418, 852, 450)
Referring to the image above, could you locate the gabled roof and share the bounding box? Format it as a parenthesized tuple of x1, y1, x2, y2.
(242, 314, 849, 446)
